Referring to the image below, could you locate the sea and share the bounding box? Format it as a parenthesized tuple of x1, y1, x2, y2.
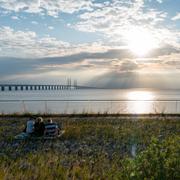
(0, 89, 180, 114)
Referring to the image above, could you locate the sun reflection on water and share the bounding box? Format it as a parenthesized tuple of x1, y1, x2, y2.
(126, 91, 155, 114)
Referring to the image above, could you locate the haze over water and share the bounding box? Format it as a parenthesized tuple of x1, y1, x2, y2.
(1, 89, 180, 114)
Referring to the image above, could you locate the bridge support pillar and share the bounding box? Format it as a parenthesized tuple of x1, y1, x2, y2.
(8, 86, 12, 91)
(1, 86, 5, 91)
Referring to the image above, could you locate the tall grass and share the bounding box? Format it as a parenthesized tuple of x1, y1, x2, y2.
(0, 116, 179, 179)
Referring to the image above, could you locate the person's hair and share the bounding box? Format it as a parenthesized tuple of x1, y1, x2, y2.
(47, 119, 52, 123)
(37, 117, 43, 122)
(29, 116, 35, 120)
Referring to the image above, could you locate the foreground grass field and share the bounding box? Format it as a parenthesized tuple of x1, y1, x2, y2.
(0, 115, 179, 179)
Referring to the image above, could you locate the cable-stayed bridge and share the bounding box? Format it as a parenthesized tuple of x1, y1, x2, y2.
(0, 84, 95, 91)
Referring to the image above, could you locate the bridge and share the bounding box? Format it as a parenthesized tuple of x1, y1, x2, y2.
(0, 84, 78, 91)
(0, 83, 97, 91)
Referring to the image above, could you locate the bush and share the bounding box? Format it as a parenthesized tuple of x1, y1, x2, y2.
(120, 136, 180, 180)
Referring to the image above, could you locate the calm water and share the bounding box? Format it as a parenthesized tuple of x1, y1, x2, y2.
(0, 89, 180, 114)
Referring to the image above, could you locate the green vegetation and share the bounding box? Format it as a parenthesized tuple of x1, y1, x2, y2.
(0, 116, 179, 179)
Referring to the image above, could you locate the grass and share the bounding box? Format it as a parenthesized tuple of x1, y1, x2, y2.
(0, 115, 179, 179)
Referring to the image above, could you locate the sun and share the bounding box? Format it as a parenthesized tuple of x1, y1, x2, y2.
(125, 27, 158, 57)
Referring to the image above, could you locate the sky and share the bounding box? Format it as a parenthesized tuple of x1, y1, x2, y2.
(0, 0, 180, 89)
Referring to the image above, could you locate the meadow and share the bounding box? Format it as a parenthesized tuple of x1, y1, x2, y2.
(0, 115, 179, 179)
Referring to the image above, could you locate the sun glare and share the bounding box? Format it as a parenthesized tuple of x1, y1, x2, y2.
(126, 91, 155, 114)
(127, 91, 154, 101)
(125, 28, 158, 57)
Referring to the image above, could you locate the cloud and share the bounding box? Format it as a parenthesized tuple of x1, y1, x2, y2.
(0, 46, 180, 88)
(0, 26, 179, 72)
(74, 0, 167, 34)
(48, 26, 54, 30)
(0, 0, 180, 88)
(0, 26, 129, 59)
(11, 16, 19, 20)
(0, 26, 118, 58)
(1, 26, 179, 59)
(31, 21, 38, 25)
(156, 0, 163, 3)
(0, 45, 179, 79)
(0, 26, 71, 57)
(0, 57, 37, 77)
(172, 13, 180, 21)
(118, 61, 139, 72)
(0, 0, 92, 17)
(0, 0, 179, 51)
(150, 45, 180, 57)
(87, 70, 180, 89)
(69, 0, 180, 51)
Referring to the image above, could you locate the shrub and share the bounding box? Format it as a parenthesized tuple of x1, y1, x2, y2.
(120, 136, 180, 180)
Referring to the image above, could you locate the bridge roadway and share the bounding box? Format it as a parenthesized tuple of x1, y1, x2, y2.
(0, 84, 78, 91)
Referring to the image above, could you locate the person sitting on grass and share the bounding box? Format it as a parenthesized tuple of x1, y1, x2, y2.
(34, 117, 45, 136)
(44, 119, 60, 137)
(24, 116, 35, 135)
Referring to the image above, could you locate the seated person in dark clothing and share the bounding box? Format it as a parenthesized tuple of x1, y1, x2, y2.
(34, 117, 45, 136)
(44, 119, 59, 137)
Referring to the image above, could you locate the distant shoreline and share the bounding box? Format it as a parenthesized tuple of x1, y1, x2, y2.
(1, 113, 180, 118)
